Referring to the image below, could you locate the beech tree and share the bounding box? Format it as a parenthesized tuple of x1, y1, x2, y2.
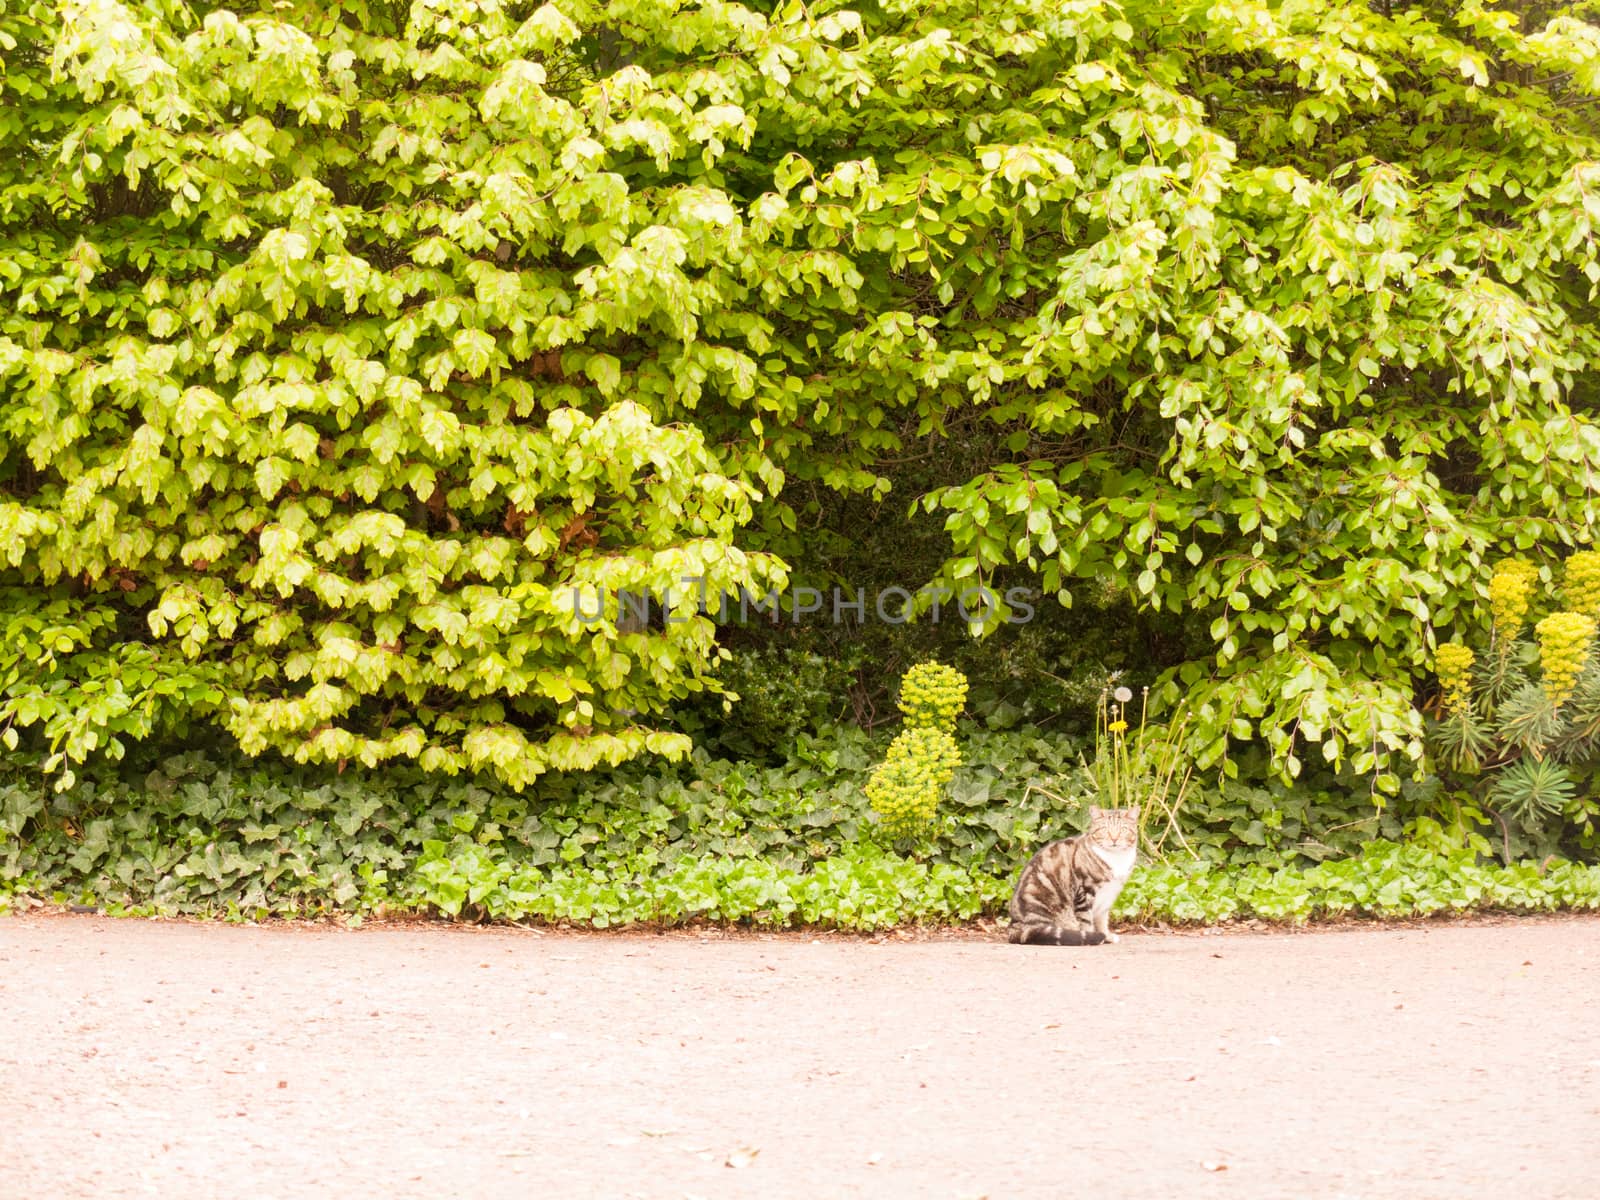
(2, 0, 1599, 788)
(0, 0, 796, 786)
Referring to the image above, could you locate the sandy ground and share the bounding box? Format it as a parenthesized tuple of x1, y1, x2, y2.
(3, 913, 1599, 1199)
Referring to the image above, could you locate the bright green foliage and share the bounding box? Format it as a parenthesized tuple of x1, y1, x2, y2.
(1431, 557, 1600, 846)
(0, 0, 791, 785)
(887, 1, 1600, 788)
(1120, 843, 1600, 926)
(6, 0, 1600, 791)
(6, 742, 1600, 927)
(0, 593, 225, 790)
(866, 661, 967, 836)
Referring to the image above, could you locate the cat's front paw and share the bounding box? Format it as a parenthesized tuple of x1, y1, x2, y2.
(1104, 932, 1121, 944)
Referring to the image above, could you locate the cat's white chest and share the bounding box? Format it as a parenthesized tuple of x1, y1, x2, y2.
(1093, 845, 1137, 880)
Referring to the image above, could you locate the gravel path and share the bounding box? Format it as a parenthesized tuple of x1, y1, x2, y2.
(3, 913, 1598, 1199)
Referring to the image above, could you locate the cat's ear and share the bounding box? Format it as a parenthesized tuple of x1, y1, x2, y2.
(1087, 805, 1102, 818)
(1128, 805, 1141, 820)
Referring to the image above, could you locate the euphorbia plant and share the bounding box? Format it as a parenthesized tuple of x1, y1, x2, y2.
(1430, 555, 1600, 850)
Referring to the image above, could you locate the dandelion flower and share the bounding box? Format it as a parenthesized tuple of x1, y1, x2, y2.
(1113, 686, 1133, 703)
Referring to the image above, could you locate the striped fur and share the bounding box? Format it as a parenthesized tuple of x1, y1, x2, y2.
(1007, 806, 1140, 947)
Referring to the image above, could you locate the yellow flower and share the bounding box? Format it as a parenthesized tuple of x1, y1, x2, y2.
(1107, 719, 1128, 733)
(1536, 610, 1596, 706)
(1564, 551, 1600, 618)
(1489, 560, 1538, 637)
(1435, 643, 1475, 717)
(897, 662, 969, 732)
(866, 724, 962, 836)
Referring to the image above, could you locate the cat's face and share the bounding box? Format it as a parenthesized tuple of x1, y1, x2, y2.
(1086, 805, 1140, 847)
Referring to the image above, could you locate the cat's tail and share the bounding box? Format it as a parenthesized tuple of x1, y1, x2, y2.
(1007, 922, 1107, 946)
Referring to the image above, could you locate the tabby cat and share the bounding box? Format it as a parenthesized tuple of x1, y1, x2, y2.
(1007, 805, 1140, 945)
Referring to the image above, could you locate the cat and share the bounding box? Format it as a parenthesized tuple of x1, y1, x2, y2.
(1007, 805, 1140, 945)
